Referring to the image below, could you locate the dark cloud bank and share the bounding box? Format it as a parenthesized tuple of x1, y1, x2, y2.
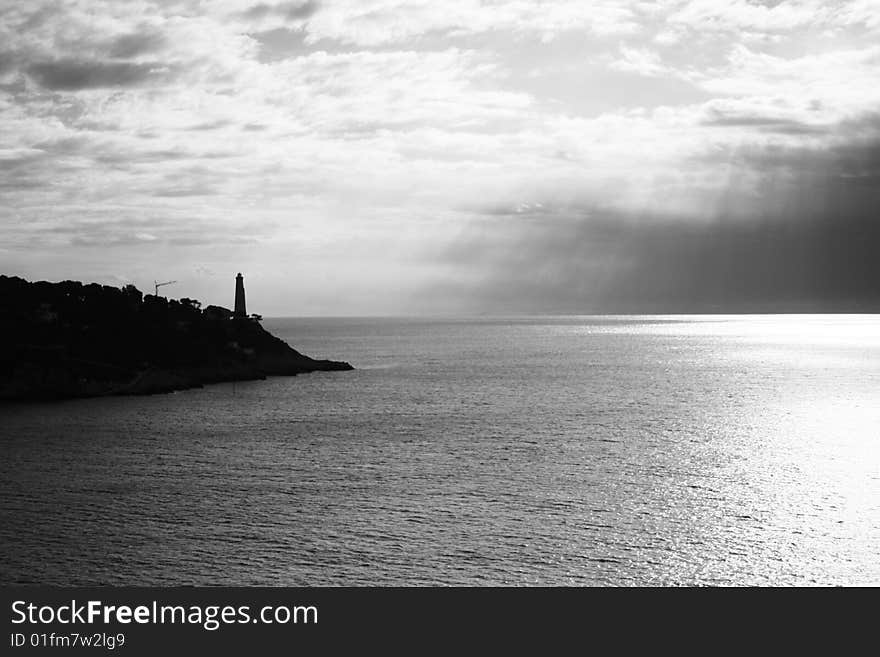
(429, 132, 880, 314)
(241, 1, 320, 21)
(26, 59, 167, 90)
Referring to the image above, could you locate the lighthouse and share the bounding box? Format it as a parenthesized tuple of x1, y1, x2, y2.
(234, 273, 247, 317)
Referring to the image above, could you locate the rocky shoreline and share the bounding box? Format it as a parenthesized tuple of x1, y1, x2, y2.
(2, 352, 354, 401)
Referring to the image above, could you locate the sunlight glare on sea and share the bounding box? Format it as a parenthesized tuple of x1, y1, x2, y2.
(1, 315, 878, 585)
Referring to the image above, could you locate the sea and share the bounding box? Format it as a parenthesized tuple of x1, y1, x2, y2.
(1, 315, 878, 586)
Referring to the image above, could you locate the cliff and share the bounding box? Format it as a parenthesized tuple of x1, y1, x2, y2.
(0, 275, 353, 401)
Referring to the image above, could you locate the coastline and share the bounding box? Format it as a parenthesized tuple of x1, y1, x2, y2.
(1, 346, 354, 403)
(0, 275, 354, 402)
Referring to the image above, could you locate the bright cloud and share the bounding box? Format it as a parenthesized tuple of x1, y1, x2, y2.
(1, 0, 879, 313)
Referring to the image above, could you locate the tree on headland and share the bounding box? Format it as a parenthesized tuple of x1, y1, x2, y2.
(0, 274, 352, 400)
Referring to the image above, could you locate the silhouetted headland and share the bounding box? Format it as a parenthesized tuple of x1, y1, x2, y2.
(0, 275, 353, 401)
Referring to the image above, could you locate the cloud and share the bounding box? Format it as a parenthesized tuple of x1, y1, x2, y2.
(280, 0, 643, 46)
(424, 168, 880, 313)
(697, 44, 880, 112)
(151, 185, 219, 198)
(241, 1, 321, 22)
(107, 30, 168, 59)
(609, 47, 674, 77)
(0, 50, 18, 76)
(2, 1, 880, 313)
(667, 0, 829, 33)
(697, 112, 880, 180)
(663, 0, 880, 37)
(700, 102, 830, 135)
(413, 107, 880, 313)
(26, 59, 169, 90)
(704, 116, 828, 135)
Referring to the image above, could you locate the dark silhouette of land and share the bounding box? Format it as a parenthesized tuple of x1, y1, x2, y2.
(0, 275, 353, 401)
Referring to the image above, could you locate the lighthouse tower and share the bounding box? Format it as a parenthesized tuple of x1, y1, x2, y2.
(234, 273, 247, 317)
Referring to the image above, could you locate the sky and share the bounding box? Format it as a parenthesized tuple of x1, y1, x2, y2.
(1, 0, 879, 315)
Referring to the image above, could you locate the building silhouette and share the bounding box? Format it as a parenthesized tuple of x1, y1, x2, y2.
(234, 273, 247, 318)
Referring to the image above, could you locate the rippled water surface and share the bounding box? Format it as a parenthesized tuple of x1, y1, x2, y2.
(1, 315, 879, 585)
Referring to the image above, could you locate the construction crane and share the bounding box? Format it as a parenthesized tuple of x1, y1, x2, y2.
(154, 280, 177, 297)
